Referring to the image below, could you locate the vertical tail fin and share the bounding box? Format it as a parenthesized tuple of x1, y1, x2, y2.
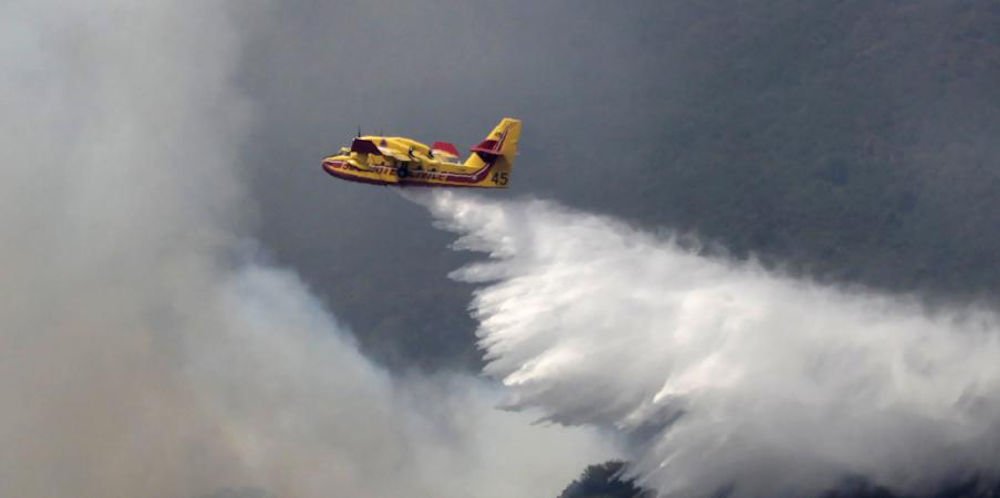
(465, 117, 521, 188)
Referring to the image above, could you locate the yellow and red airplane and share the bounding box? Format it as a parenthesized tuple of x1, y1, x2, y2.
(322, 118, 521, 188)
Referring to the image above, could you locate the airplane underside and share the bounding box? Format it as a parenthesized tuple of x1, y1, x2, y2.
(322, 158, 496, 187)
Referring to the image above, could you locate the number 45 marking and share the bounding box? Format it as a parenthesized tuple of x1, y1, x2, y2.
(491, 171, 509, 186)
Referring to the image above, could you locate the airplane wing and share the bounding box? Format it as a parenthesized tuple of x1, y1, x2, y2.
(350, 138, 381, 155)
(379, 147, 411, 162)
(351, 138, 412, 161)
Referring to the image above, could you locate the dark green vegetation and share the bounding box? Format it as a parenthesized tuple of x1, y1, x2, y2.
(557, 463, 1000, 498)
(821, 477, 1000, 498)
(557, 461, 654, 498)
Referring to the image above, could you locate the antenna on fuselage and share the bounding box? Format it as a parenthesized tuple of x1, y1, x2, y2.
(357, 125, 361, 138)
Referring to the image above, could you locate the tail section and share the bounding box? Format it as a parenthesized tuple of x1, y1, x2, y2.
(465, 118, 521, 188)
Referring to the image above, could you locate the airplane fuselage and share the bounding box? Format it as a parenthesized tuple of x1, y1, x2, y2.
(322, 137, 499, 187)
(321, 118, 520, 189)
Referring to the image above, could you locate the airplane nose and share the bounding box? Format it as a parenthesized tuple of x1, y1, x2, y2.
(322, 159, 345, 177)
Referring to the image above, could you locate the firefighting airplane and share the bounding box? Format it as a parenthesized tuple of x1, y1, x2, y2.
(322, 118, 521, 188)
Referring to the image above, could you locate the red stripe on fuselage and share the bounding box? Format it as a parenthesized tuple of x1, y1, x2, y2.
(322, 160, 495, 187)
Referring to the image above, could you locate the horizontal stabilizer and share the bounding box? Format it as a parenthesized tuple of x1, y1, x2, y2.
(470, 139, 502, 161)
(350, 138, 381, 155)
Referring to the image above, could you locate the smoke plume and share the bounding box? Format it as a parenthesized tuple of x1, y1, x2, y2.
(418, 190, 1000, 497)
(0, 2, 613, 497)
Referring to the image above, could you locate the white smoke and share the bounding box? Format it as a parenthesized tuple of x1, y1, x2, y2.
(417, 190, 1000, 497)
(0, 2, 614, 497)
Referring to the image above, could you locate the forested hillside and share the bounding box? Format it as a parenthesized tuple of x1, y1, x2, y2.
(556, 461, 653, 498)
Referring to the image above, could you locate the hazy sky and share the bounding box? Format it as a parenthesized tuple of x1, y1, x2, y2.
(5, 1, 999, 497)
(1, 2, 615, 496)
